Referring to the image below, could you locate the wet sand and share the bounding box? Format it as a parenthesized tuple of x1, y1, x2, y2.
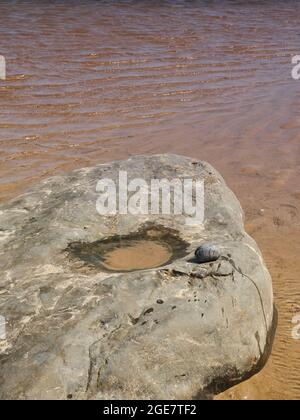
(0, 0, 300, 399)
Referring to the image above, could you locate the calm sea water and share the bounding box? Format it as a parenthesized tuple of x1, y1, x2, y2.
(1, 0, 300, 399)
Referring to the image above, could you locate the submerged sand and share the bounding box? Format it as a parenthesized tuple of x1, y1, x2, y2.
(102, 240, 172, 272)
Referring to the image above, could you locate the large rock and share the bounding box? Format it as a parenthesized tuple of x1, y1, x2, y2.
(0, 154, 274, 400)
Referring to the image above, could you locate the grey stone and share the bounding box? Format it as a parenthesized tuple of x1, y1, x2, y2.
(0, 154, 275, 400)
(194, 244, 221, 263)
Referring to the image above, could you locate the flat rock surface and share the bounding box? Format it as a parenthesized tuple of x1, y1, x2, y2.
(0, 154, 274, 400)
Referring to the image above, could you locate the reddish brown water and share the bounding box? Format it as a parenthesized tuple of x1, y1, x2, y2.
(1, 0, 300, 399)
(102, 240, 172, 272)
